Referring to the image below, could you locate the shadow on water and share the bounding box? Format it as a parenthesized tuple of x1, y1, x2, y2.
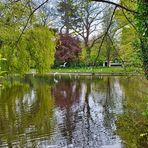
(0, 75, 147, 147)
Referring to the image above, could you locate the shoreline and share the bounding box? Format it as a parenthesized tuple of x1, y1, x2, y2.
(47, 72, 139, 76)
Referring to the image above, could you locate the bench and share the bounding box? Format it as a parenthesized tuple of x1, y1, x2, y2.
(110, 63, 122, 67)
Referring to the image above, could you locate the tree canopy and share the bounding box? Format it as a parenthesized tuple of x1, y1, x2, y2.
(0, 0, 147, 77)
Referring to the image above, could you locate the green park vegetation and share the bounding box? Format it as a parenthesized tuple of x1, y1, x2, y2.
(0, 1, 148, 147)
(48, 67, 138, 74)
(0, 0, 147, 77)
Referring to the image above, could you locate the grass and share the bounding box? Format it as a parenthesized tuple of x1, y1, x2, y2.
(49, 67, 139, 74)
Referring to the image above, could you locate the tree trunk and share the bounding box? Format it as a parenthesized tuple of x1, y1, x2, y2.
(86, 47, 91, 59)
(106, 47, 110, 67)
(85, 40, 91, 62)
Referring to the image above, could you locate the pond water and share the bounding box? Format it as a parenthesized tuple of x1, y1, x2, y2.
(0, 75, 147, 148)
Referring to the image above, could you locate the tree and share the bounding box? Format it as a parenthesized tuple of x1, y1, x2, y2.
(0, 1, 56, 74)
(0, 0, 32, 73)
(113, 0, 142, 67)
(102, 6, 115, 67)
(23, 25, 56, 73)
(57, 0, 105, 62)
(92, 0, 148, 77)
(57, 0, 80, 34)
(55, 33, 81, 65)
(71, 0, 105, 60)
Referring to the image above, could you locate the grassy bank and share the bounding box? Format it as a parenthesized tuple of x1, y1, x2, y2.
(49, 67, 141, 74)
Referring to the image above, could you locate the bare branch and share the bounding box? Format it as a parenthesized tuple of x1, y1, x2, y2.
(15, 0, 49, 45)
(107, 34, 123, 63)
(121, 9, 138, 32)
(94, 6, 117, 66)
(89, 34, 104, 49)
(92, 0, 138, 14)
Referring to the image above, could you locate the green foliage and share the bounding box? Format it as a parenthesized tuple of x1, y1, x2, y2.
(114, 0, 142, 68)
(23, 26, 56, 73)
(142, 95, 148, 117)
(136, 0, 148, 78)
(0, 53, 7, 78)
(119, 27, 142, 67)
(0, 26, 55, 74)
(0, 1, 56, 74)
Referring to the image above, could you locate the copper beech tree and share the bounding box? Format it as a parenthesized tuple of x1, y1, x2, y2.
(55, 33, 82, 64)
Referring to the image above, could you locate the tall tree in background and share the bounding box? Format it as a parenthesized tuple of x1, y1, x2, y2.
(102, 6, 115, 67)
(58, 0, 80, 34)
(57, 0, 105, 61)
(72, 0, 105, 60)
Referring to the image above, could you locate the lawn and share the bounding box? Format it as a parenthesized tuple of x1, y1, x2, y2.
(49, 67, 140, 74)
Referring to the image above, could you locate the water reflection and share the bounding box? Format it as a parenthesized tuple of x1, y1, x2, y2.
(0, 76, 147, 147)
(0, 81, 55, 147)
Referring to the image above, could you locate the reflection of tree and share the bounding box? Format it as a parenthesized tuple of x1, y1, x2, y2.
(52, 79, 81, 145)
(77, 77, 122, 147)
(82, 80, 92, 147)
(103, 77, 115, 130)
(1, 76, 145, 147)
(0, 83, 30, 147)
(116, 77, 148, 148)
(52, 80, 80, 108)
(0, 82, 55, 147)
(30, 84, 55, 136)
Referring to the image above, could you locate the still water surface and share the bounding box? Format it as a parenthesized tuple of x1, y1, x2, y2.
(0, 75, 147, 148)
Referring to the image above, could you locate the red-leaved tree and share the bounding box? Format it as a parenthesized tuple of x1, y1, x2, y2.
(55, 33, 82, 64)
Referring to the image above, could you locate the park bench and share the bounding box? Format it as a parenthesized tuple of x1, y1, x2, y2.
(110, 63, 122, 67)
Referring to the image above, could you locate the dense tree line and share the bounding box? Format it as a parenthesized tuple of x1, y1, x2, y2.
(92, 0, 148, 77)
(0, 0, 147, 77)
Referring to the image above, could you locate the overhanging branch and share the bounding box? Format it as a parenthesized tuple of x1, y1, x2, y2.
(92, 0, 138, 14)
(94, 6, 117, 66)
(15, 0, 49, 45)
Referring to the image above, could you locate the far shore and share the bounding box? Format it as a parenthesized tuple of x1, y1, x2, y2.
(25, 67, 142, 76)
(47, 72, 139, 76)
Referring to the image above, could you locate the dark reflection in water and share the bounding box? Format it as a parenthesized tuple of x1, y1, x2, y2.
(0, 75, 147, 148)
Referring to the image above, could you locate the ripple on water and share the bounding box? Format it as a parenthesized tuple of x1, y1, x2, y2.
(0, 76, 146, 148)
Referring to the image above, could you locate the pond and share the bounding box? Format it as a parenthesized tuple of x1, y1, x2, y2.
(0, 75, 147, 148)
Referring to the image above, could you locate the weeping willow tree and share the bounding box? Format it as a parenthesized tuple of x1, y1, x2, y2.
(0, 25, 55, 74)
(22, 25, 56, 73)
(0, 1, 56, 74)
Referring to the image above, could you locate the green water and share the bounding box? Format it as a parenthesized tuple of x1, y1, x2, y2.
(0, 75, 147, 148)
